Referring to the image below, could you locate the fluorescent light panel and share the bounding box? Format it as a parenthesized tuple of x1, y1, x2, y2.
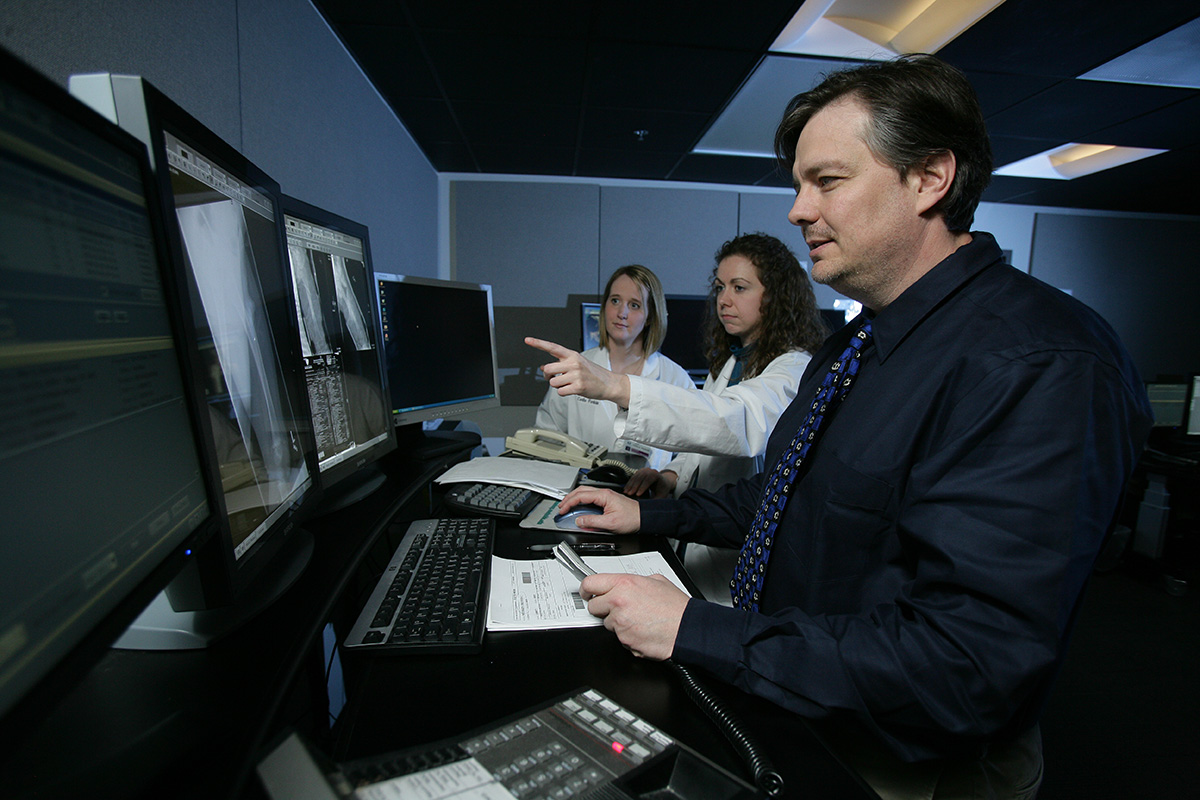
(1081, 16, 1200, 89)
(994, 143, 1168, 180)
(770, 0, 1007, 59)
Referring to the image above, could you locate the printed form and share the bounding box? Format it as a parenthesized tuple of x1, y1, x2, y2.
(487, 552, 689, 631)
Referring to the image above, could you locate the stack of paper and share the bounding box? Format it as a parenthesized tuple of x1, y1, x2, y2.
(435, 456, 581, 499)
(487, 551, 689, 631)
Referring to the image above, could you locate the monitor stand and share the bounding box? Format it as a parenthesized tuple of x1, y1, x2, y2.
(313, 466, 388, 516)
(112, 529, 314, 651)
(395, 422, 482, 460)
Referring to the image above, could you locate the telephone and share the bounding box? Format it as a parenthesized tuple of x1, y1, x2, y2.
(504, 428, 607, 468)
(504, 428, 638, 477)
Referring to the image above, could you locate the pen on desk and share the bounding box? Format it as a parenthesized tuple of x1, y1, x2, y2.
(529, 542, 617, 554)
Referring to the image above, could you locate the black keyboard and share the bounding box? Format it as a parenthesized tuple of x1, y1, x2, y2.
(344, 517, 493, 654)
(443, 481, 542, 519)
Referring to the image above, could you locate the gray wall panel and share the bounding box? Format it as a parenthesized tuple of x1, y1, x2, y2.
(238, 1, 438, 280)
(599, 186, 739, 297)
(452, 181, 601, 307)
(1, 0, 242, 147)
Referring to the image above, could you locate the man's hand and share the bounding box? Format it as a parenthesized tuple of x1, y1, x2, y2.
(557, 486, 640, 533)
(579, 573, 688, 660)
(623, 468, 677, 498)
(526, 337, 631, 408)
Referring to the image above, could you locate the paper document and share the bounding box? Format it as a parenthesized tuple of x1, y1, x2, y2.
(435, 456, 581, 499)
(487, 551, 689, 631)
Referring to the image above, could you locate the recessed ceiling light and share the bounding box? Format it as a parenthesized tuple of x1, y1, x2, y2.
(771, 0, 1007, 59)
(994, 143, 1168, 180)
(1080, 16, 1200, 89)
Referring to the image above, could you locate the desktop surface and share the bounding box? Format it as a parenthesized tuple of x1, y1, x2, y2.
(333, 522, 875, 800)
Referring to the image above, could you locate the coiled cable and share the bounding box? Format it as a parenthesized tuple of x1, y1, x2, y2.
(669, 661, 785, 797)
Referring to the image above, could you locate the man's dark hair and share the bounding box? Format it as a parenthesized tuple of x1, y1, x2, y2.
(702, 232, 827, 380)
(774, 54, 993, 232)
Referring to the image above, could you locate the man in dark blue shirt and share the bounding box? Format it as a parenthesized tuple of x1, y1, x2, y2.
(552, 55, 1152, 798)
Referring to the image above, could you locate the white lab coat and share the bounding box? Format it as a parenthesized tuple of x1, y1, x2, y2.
(615, 348, 811, 604)
(534, 347, 694, 470)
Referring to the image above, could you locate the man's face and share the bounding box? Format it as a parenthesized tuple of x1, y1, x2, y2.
(787, 98, 925, 308)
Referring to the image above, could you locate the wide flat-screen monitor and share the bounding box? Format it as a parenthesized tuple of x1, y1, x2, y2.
(0, 49, 214, 735)
(70, 73, 320, 645)
(376, 274, 501, 429)
(282, 196, 395, 501)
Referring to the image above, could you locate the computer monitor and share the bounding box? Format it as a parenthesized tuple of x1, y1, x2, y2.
(376, 274, 501, 436)
(0, 48, 215, 739)
(580, 302, 602, 351)
(69, 73, 321, 647)
(282, 196, 395, 508)
(1188, 376, 1200, 437)
(659, 295, 711, 386)
(1146, 380, 1189, 428)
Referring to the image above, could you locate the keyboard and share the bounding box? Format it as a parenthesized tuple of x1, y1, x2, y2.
(443, 481, 542, 519)
(344, 517, 493, 654)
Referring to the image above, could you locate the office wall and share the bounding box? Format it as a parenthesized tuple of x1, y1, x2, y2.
(0, 0, 439, 282)
(446, 175, 1200, 436)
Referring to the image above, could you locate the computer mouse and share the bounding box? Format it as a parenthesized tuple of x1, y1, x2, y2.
(553, 504, 605, 529)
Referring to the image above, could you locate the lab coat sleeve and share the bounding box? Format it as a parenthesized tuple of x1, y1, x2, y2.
(617, 350, 810, 458)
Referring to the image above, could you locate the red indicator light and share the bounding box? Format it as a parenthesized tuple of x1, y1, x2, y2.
(611, 742, 625, 753)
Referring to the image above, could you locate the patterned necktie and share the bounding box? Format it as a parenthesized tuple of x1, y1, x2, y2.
(730, 319, 874, 611)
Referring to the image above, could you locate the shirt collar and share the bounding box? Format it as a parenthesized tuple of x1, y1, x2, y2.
(866, 231, 1005, 364)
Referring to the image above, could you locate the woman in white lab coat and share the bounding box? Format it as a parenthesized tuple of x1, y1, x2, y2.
(533, 264, 694, 470)
(528, 233, 827, 604)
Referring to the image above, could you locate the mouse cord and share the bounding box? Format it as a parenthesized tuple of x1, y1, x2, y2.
(668, 660, 785, 797)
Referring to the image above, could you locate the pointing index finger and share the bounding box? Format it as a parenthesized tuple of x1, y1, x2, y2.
(525, 336, 574, 359)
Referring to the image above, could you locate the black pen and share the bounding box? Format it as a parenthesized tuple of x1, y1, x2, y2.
(529, 542, 617, 554)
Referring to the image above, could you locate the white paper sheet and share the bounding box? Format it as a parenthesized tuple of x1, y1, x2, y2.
(487, 552, 689, 631)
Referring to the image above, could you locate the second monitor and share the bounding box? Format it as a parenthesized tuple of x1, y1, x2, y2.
(376, 275, 501, 442)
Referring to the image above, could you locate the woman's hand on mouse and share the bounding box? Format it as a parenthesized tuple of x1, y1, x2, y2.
(558, 486, 640, 534)
(525, 337, 631, 408)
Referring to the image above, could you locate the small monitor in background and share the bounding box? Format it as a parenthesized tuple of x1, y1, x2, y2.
(1146, 381, 1188, 428)
(580, 302, 601, 351)
(1188, 376, 1200, 437)
(69, 73, 321, 647)
(659, 295, 709, 386)
(282, 196, 396, 509)
(376, 274, 501, 451)
(1, 47, 213, 737)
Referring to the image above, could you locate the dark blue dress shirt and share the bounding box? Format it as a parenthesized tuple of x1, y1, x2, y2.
(641, 232, 1153, 762)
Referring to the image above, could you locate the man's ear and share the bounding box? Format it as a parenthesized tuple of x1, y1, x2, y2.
(911, 150, 957, 216)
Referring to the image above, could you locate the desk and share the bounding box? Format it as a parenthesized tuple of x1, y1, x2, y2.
(330, 521, 874, 799)
(2, 448, 871, 799)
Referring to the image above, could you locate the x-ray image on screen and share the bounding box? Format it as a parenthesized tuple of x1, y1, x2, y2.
(173, 191, 309, 556)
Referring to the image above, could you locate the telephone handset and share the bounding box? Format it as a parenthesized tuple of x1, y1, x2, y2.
(505, 428, 606, 468)
(504, 428, 637, 477)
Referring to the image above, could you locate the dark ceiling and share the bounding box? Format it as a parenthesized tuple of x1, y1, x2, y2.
(313, 0, 1200, 216)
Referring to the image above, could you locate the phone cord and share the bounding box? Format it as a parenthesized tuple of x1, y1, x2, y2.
(669, 661, 785, 797)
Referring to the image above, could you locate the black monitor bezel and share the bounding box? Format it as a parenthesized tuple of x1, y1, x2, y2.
(280, 194, 397, 491)
(0, 48, 219, 748)
(136, 79, 322, 610)
(374, 273, 502, 429)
